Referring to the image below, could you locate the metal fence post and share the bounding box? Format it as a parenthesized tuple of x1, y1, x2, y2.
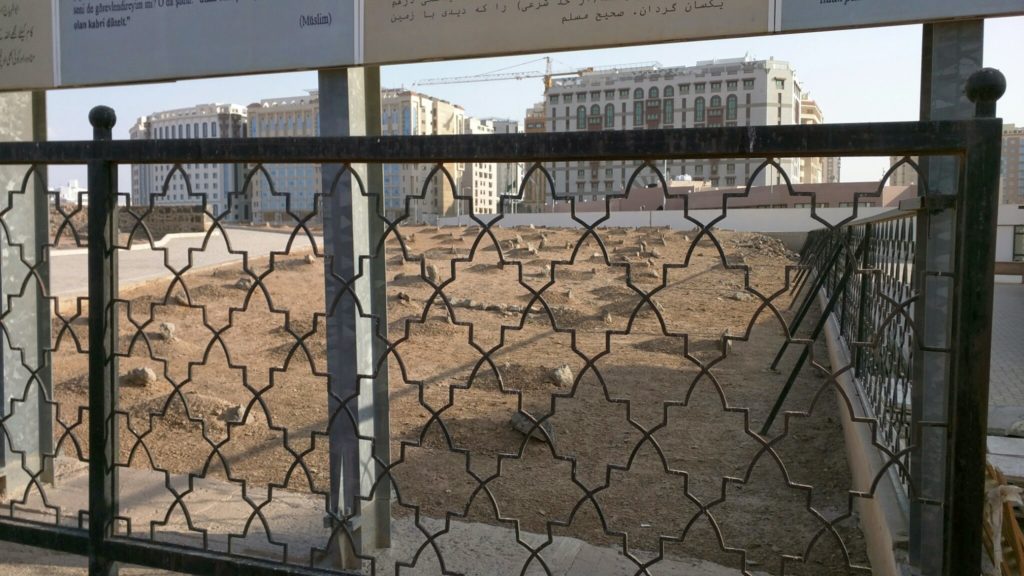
(911, 23, 985, 573)
(318, 67, 390, 569)
(854, 223, 873, 378)
(87, 106, 119, 576)
(944, 69, 1005, 576)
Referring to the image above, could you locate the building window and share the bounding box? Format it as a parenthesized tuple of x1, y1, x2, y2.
(605, 90, 615, 99)
(619, 88, 630, 98)
(725, 177, 736, 186)
(743, 79, 755, 90)
(663, 98, 674, 124)
(710, 96, 722, 109)
(726, 163, 735, 174)
(604, 103, 615, 128)
(774, 78, 785, 90)
(694, 97, 705, 122)
(695, 83, 706, 93)
(549, 95, 559, 104)
(648, 86, 659, 99)
(576, 106, 586, 129)
(577, 92, 587, 102)
(679, 84, 690, 95)
(633, 88, 644, 100)
(694, 165, 704, 176)
(726, 95, 738, 120)
(1015, 226, 1024, 261)
(591, 91, 601, 101)
(633, 101, 644, 127)
(727, 80, 738, 91)
(711, 81, 721, 92)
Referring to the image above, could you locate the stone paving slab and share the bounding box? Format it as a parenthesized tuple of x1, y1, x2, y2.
(989, 284, 1024, 409)
(1, 460, 761, 576)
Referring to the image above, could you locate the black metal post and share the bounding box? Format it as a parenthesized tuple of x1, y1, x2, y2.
(762, 236, 867, 435)
(87, 106, 119, 576)
(770, 239, 845, 371)
(944, 69, 1005, 576)
(854, 223, 874, 377)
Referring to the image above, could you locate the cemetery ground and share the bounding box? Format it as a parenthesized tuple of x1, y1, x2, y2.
(16, 224, 869, 574)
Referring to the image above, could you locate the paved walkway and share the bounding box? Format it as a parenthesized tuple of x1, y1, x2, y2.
(990, 283, 1024, 406)
(48, 228, 320, 298)
(0, 461, 763, 576)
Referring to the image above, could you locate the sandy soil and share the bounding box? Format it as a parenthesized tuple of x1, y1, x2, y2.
(8, 224, 870, 574)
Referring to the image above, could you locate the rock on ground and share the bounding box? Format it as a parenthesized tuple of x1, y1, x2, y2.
(552, 364, 574, 387)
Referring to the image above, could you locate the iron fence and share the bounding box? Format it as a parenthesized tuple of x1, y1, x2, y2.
(0, 71, 1007, 576)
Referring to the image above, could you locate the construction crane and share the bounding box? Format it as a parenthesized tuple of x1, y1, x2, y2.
(414, 56, 660, 90)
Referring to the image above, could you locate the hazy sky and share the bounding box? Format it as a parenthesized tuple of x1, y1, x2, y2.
(45, 17, 1023, 188)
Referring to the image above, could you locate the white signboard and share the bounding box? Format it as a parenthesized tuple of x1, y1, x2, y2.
(58, 0, 358, 87)
(365, 0, 771, 66)
(0, 0, 1022, 92)
(0, 1, 56, 90)
(779, 0, 1024, 31)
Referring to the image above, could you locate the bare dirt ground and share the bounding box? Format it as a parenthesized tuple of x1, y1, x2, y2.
(9, 224, 870, 574)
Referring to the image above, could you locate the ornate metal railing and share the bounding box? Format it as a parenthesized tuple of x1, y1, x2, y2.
(788, 204, 919, 497)
(0, 71, 1006, 576)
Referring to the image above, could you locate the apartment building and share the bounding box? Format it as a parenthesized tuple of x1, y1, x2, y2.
(129, 104, 248, 219)
(246, 92, 321, 223)
(463, 118, 498, 214)
(542, 56, 813, 200)
(381, 89, 467, 222)
(1002, 124, 1024, 205)
(890, 122, 1024, 206)
(486, 119, 525, 214)
(800, 98, 824, 184)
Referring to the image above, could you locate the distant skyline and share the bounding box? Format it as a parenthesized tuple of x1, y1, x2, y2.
(45, 17, 1023, 189)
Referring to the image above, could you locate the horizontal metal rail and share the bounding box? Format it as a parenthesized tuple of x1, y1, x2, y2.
(0, 120, 1001, 165)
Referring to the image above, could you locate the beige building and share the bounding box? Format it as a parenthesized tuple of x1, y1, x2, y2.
(381, 89, 467, 222)
(541, 56, 817, 201)
(519, 103, 550, 213)
(246, 92, 321, 223)
(800, 97, 825, 184)
(888, 156, 920, 187)
(1002, 124, 1024, 205)
(129, 104, 248, 220)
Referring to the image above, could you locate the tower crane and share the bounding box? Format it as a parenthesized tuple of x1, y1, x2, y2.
(414, 56, 660, 90)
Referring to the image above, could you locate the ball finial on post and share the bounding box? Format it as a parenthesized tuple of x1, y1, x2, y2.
(965, 68, 1006, 119)
(89, 106, 117, 139)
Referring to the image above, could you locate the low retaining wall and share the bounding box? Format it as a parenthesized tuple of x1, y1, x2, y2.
(118, 206, 211, 239)
(820, 292, 908, 576)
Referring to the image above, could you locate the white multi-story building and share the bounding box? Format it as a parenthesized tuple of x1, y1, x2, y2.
(542, 56, 813, 200)
(463, 118, 498, 214)
(247, 92, 321, 223)
(381, 89, 467, 222)
(487, 119, 525, 213)
(825, 156, 842, 184)
(129, 104, 248, 219)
